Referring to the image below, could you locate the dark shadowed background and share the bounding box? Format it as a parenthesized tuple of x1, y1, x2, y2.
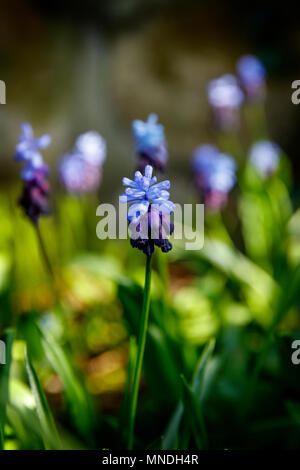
(0, 0, 300, 203)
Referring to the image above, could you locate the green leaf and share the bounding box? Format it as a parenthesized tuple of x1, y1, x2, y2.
(163, 338, 215, 450)
(180, 374, 208, 450)
(37, 323, 96, 439)
(0, 328, 14, 449)
(25, 349, 61, 450)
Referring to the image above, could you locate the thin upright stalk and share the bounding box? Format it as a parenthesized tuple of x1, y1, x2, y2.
(34, 223, 55, 282)
(128, 254, 153, 450)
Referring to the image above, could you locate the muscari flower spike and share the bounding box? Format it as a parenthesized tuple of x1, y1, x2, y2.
(14, 123, 51, 223)
(249, 140, 280, 177)
(192, 144, 237, 210)
(132, 113, 168, 172)
(120, 165, 175, 256)
(59, 131, 106, 194)
(236, 55, 266, 101)
(207, 74, 244, 131)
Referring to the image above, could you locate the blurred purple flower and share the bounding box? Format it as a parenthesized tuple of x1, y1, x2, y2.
(249, 140, 280, 177)
(192, 144, 237, 210)
(59, 152, 102, 194)
(132, 113, 168, 171)
(236, 55, 266, 101)
(207, 74, 244, 131)
(120, 165, 174, 255)
(59, 130, 106, 194)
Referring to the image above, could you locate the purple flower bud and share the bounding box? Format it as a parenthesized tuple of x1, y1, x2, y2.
(18, 168, 51, 224)
(249, 140, 280, 177)
(130, 206, 174, 256)
(132, 114, 168, 171)
(236, 55, 266, 101)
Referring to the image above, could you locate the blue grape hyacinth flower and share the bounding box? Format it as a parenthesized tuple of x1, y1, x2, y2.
(249, 140, 280, 177)
(120, 165, 175, 255)
(236, 55, 266, 101)
(132, 113, 168, 171)
(192, 144, 237, 210)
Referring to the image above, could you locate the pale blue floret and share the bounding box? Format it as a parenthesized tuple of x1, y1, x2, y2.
(120, 165, 175, 223)
(192, 145, 237, 193)
(132, 114, 165, 153)
(207, 74, 244, 109)
(15, 122, 51, 162)
(249, 140, 280, 176)
(236, 55, 266, 86)
(74, 131, 106, 167)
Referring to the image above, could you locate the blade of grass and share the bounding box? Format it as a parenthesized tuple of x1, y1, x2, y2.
(0, 328, 14, 449)
(37, 323, 95, 440)
(25, 348, 61, 450)
(119, 336, 137, 445)
(180, 374, 208, 449)
(163, 338, 215, 449)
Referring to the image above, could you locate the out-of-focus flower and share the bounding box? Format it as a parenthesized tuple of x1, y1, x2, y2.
(59, 131, 106, 194)
(192, 144, 237, 210)
(132, 113, 168, 171)
(120, 165, 174, 255)
(14, 123, 51, 223)
(207, 74, 244, 131)
(14, 122, 51, 164)
(74, 131, 106, 166)
(59, 152, 102, 194)
(236, 55, 266, 101)
(249, 140, 280, 177)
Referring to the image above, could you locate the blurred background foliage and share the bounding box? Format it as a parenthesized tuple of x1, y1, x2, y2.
(0, 0, 299, 450)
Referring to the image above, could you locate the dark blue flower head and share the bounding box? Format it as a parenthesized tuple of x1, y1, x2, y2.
(236, 55, 266, 101)
(132, 113, 168, 171)
(120, 165, 174, 255)
(249, 140, 280, 177)
(18, 169, 51, 224)
(207, 75, 244, 131)
(192, 144, 237, 210)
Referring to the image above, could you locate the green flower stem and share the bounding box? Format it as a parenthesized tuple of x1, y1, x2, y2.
(128, 254, 153, 450)
(35, 223, 55, 283)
